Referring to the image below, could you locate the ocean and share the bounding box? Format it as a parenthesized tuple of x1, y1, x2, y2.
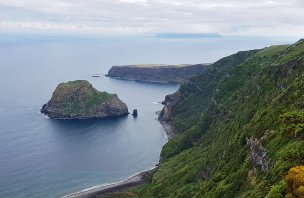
(0, 34, 295, 197)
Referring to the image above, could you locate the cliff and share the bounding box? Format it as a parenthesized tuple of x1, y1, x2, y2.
(117, 40, 304, 197)
(41, 80, 128, 119)
(106, 64, 210, 84)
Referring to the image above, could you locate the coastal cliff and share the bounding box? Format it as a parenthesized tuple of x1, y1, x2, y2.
(109, 40, 304, 197)
(63, 40, 304, 198)
(41, 80, 128, 119)
(106, 64, 210, 84)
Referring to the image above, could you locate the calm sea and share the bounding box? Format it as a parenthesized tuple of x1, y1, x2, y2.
(0, 34, 295, 197)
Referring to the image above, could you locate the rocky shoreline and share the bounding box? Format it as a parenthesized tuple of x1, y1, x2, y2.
(159, 120, 175, 140)
(107, 75, 178, 84)
(156, 110, 175, 140)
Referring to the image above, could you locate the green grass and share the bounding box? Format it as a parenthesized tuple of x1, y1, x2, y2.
(124, 39, 304, 197)
(58, 80, 88, 87)
(64, 92, 115, 114)
(54, 80, 115, 115)
(254, 45, 290, 58)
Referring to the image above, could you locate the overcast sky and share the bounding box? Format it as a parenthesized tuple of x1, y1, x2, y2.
(0, 0, 303, 37)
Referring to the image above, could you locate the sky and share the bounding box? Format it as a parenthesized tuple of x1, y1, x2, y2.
(0, 0, 303, 37)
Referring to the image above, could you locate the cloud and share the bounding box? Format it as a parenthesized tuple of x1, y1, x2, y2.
(0, 0, 303, 36)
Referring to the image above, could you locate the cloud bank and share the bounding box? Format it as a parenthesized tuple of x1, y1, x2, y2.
(0, 0, 303, 36)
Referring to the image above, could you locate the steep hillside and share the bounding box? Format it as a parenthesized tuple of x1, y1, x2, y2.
(106, 64, 210, 84)
(129, 40, 304, 197)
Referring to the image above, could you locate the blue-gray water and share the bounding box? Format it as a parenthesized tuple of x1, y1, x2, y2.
(0, 34, 296, 198)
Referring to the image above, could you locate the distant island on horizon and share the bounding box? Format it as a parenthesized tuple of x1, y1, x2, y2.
(155, 33, 222, 39)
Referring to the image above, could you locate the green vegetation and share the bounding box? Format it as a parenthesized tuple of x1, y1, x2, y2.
(254, 45, 290, 57)
(280, 111, 304, 137)
(63, 90, 115, 115)
(43, 80, 121, 119)
(57, 81, 115, 114)
(120, 39, 304, 197)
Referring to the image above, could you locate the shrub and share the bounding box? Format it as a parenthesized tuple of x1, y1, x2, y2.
(280, 111, 304, 137)
(265, 180, 286, 198)
(285, 166, 304, 197)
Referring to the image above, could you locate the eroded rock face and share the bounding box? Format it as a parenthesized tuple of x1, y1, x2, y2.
(41, 80, 128, 119)
(159, 91, 181, 121)
(247, 137, 270, 173)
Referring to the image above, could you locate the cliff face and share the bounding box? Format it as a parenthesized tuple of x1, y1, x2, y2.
(41, 80, 128, 119)
(159, 91, 182, 121)
(130, 40, 304, 197)
(107, 64, 210, 84)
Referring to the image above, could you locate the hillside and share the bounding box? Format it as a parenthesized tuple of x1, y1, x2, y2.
(41, 80, 128, 119)
(106, 64, 210, 84)
(101, 40, 304, 198)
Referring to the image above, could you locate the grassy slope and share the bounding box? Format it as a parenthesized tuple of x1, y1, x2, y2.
(129, 40, 304, 197)
(57, 80, 115, 114)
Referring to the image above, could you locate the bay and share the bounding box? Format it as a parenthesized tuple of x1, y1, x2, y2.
(0, 34, 294, 197)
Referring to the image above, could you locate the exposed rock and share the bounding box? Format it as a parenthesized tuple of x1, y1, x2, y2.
(197, 169, 211, 180)
(162, 91, 182, 105)
(41, 80, 128, 119)
(159, 106, 172, 122)
(106, 64, 210, 84)
(159, 91, 182, 121)
(247, 137, 270, 173)
(211, 101, 230, 120)
(132, 109, 138, 117)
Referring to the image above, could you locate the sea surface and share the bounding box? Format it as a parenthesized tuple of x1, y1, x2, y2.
(0, 34, 296, 198)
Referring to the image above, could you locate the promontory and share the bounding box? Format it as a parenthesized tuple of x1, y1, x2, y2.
(41, 80, 128, 119)
(106, 64, 210, 84)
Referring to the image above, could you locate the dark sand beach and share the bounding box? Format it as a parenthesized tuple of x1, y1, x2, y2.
(63, 167, 157, 198)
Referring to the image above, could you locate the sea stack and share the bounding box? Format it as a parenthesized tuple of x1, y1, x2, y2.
(41, 80, 129, 119)
(132, 109, 138, 117)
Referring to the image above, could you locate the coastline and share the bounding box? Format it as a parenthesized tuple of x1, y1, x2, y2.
(62, 104, 175, 198)
(62, 166, 157, 198)
(156, 110, 175, 140)
(159, 120, 175, 140)
(105, 75, 179, 85)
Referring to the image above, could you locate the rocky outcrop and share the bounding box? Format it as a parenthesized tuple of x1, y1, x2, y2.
(106, 64, 210, 84)
(41, 80, 128, 119)
(158, 91, 182, 139)
(159, 91, 182, 121)
(132, 109, 138, 117)
(247, 137, 270, 173)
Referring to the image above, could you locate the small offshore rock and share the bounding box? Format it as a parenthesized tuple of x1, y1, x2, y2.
(132, 109, 138, 117)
